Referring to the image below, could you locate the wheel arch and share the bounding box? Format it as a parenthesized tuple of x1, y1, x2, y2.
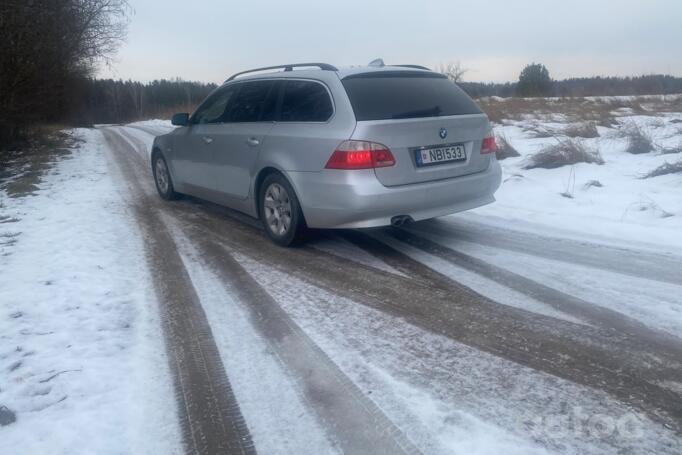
(151, 146, 163, 166)
(151, 146, 181, 191)
(253, 166, 283, 219)
(253, 167, 306, 223)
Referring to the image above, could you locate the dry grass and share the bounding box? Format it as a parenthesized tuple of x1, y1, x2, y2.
(660, 143, 682, 155)
(522, 124, 556, 138)
(495, 133, 520, 160)
(642, 160, 682, 178)
(583, 179, 604, 189)
(523, 138, 604, 169)
(563, 122, 600, 138)
(660, 127, 682, 154)
(0, 127, 79, 197)
(478, 95, 682, 126)
(621, 122, 654, 154)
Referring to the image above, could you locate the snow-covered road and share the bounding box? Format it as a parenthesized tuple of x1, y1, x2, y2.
(2, 122, 681, 454)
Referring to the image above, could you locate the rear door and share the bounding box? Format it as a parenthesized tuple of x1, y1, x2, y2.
(261, 79, 342, 172)
(342, 72, 490, 187)
(209, 80, 279, 199)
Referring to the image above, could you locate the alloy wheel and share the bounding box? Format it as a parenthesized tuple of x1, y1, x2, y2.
(263, 183, 292, 236)
(155, 158, 169, 194)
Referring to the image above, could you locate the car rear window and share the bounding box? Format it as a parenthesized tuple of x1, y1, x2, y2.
(341, 72, 482, 121)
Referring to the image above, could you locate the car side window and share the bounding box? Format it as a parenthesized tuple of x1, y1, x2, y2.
(225, 80, 277, 123)
(192, 86, 237, 125)
(280, 80, 333, 122)
(260, 80, 282, 122)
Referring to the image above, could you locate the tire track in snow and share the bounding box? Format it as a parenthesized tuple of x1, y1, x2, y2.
(113, 123, 682, 435)
(335, 230, 454, 287)
(411, 219, 682, 285)
(356, 228, 682, 359)
(177, 224, 421, 455)
(104, 126, 420, 454)
(228, 253, 682, 454)
(116, 127, 152, 161)
(100, 128, 256, 455)
(181, 210, 682, 434)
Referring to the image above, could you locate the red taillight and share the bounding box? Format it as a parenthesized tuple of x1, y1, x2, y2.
(326, 150, 373, 169)
(481, 135, 497, 154)
(325, 141, 396, 170)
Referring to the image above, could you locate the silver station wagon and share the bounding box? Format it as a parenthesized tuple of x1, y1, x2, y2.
(152, 61, 502, 246)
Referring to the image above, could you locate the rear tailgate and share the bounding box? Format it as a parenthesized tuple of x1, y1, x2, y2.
(351, 114, 490, 186)
(342, 70, 491, 187)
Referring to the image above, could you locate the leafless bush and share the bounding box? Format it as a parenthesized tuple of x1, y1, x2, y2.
(523, 125, 556, 138)
(0, 1, 131, 147)
(563, 122, 600, 138)
(583, 179, 603, 189)
(603, 98, 646, 114)
(622, 197, 673, 219)
(642, 160, 682, 178)
(523, 138, 604, 169)
(495, 133, 520, 160)
(437, 61, 467, 83)
(660, 144, 682, 155)
(621, 122, 654, 154)
(642, 95, 682, 113)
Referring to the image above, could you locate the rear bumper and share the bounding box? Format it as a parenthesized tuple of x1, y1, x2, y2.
(286, 160, 502, 229)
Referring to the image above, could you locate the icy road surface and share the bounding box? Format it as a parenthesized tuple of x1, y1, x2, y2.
(1, 121, 681, 454)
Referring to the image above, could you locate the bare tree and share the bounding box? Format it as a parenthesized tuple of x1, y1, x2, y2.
(0, 0, 130, 147)
(437, 61, 467, 83)
(67, 0, 131, 67)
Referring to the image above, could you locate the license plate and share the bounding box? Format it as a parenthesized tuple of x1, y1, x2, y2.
(415, 144, 467, 166)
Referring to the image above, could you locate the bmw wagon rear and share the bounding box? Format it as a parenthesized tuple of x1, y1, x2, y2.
(287, 68, 502, 231)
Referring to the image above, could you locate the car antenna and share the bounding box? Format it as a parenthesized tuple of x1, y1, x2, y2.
(368, 58, 385, 67)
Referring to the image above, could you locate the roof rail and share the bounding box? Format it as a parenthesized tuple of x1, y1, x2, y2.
(391, 64, 431, 71)
(226, 63, 338, 82)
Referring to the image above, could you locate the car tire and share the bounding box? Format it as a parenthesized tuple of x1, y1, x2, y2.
(259, 173, 307, 246)
(152, 152, 180, 201)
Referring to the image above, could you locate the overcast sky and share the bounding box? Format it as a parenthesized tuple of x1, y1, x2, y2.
(99, 0, 682, 84)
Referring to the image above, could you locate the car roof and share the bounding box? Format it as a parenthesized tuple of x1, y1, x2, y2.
(223, 64, 435, 85)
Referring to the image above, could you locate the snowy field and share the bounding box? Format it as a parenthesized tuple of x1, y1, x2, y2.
(1, 95, 681, 454)
(478, 96, 682, 252)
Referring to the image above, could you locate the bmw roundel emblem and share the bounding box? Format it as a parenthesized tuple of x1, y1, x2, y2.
(439, 128, 448, 139)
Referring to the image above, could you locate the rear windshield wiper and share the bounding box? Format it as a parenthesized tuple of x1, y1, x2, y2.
(391, 106, 442, 119)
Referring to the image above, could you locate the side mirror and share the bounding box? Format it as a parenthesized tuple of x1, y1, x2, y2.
(171, 112, 190, 126)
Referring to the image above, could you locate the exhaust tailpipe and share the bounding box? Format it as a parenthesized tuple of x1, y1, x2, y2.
(391, 215, 414, 227)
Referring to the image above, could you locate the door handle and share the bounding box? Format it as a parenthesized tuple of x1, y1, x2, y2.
(246, 137, 260, 147)
(202, 136, 213, 144)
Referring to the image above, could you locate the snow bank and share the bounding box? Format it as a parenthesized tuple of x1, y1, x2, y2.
(0, 129, 180, 454)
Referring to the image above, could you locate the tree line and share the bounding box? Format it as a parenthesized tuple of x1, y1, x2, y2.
(457, 66, 682, 99)
(71, 78, 217, 125)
